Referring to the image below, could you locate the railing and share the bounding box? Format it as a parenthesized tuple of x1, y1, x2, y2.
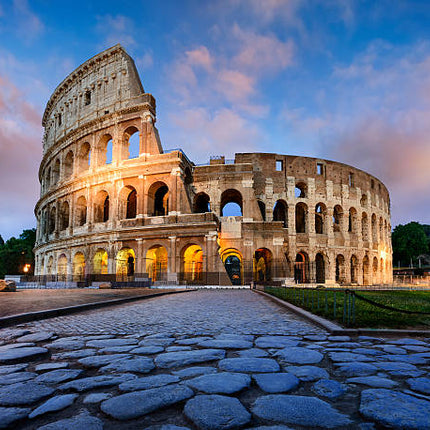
(264, 286, 430, 328)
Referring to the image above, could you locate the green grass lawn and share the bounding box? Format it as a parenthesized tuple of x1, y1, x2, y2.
(264, 287, 430, 329)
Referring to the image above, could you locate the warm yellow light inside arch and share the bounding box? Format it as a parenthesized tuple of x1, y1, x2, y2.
(146, 246, 167, 281)
(183, 244, 203, 282)
(73, 252, 86, 277)
(116, 248, 135, 276)
(93, 250, 108, 275)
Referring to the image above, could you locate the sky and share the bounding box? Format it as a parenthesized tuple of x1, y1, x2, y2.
(0, 0, 430, 239)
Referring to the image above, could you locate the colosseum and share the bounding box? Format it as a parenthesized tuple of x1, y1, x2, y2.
(34, 44, 393, 287)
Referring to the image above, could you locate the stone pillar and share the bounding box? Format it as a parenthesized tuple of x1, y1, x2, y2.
(136, 239, 144, 274)
(168, 236, 178, 283)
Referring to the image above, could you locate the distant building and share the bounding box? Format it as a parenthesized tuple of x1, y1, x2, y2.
(34, 45, 392, 286)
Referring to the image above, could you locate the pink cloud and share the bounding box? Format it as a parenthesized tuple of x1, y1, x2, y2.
(13, 0, 44, 42)
(216, 69, 255, 103)
(0, 75, 42, 238)
(186, 46, 213, 71)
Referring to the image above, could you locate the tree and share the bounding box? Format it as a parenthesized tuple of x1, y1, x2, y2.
(392, 222, 429, 267)
(0, 228, 36, 278)
(0, 235, 4, 246)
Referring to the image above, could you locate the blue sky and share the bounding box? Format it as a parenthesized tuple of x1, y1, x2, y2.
(1, 0, 430, 239)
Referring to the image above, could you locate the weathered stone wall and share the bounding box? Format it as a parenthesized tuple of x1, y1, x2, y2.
(34, 45, 392, 286)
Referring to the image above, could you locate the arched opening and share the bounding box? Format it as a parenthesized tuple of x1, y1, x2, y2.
(273, 200, 287, 227)
(333, 205, 343, 233)
(335, 254, 345, 284)
(52, 159, 60, 183)
(371, 214, 377, 242)
(98, 134, 113, 165)
(49, 207, 56, 234)
(221, 189, 243, 216)
(73, 252, 85, 280)
(380, 257, 384, 283)
(363, 256, 370, 285)
(221, 249, 242, 285)
(379, 217, 384, 243)
(146, 245, 168, 282)
(295, 182, 307, 198)
(257, 200, 266, 221)
(93, 249, 108, 275)
(351, 255, 358, 284)
(194, 193, 210, 213)
(315, 203, 326, 234)
(116, 248, 136, 277)
(294, 252, 309, 283)
(360, 194, 368, 207)
(124, 127, 140, 159)
(76, 196, 87, 226)
(78, 142, 91, 171)
(59, 201, 69, 231)
(373, 257, 378, 284)
(315, 253, 325, 283)
(126, 188, 137, 219)
(253, 248, 272, 283)
(148, 182, 169, 216)
(64, 151, 74, 179)
(295, 203, 307, 233)
(181, 244, 203, 284)
(57, 254, 68, 281)
(45, 167, 51, 190)
(94, 191, 109, 223)
(362, 212, 369, 241)
(47, 256, 54, 276)
(348, 207, 358, 233)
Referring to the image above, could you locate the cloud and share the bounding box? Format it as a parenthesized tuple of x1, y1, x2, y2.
(186, 46, 213, 71)
(166, 107, 263, 163)
(95, 14, 136, 49)
(13, 0, 44, 42)
(0, 75, 42, 239)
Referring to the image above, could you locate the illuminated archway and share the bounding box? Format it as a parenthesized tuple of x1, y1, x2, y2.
(47, 256, 54, 276)
(221, 249, 243, 285)
(73, 252, 86, 279)
(146, 246, 168, 281)
(116, 248, 136, 277)
(93, 249, 108, 275)
(294, 252, 309, 283)
(181, 244, 203, 283)
(253, 248, 272, 282)
(57, 254, 68, 281)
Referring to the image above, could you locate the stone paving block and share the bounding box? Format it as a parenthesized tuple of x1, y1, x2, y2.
(172, 366, 217, 378)
(59, 373, 137, 392)
(119, 374, 181, 392)
(101, 384, 194, 420)
(255, 336, 300, 348)
(34, 369, 83, 384)
(385, 354, 428, 365)
(37, 410, 104, 430)
(198, 339, 253, 349)
(252, 394, 351, 428)
(86, 338, 138, 348)
(0, 372, 36, 385)
(253, 373, 299, 393)
(0, 364, 28, 374)
(347, 376, 398, 388)
(0, 382, 54, 406)
(387, 339, 427, 346)
(284, 365, 329, 381)
(131, 345, 165, 354)
(218, 358, 280, 373)
(335, 362, 378, 377)
(44, 338, 85, 350)
(0, 406, 30, 429)
(176, 337, 212, 345)
(155, 349, 226, 368)
(276, 346, 323, 364)
(78, 353, 131, 368)
(375, 362, 425, 377)
(186, 372, 251, 394)
(16, 332, 55, 343)
(140, 337, 175, 346)
(184, 394, 251, 430)
(328, 351, 373, 362)
(83, 392, 112, 403)
(0, 346, 48, 364)
(29, 394, 78, 418)
(166, 346, 192, 352)
(53, 348, 96, 359)
(311, 379, 347, 399)
(360, 389, 430, 429)
(35, 362, 69, 372)
(99, 357, 155, 374)
(406, 377, 430, 394)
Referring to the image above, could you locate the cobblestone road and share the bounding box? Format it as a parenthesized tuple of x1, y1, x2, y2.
(0, 290, 429, 430)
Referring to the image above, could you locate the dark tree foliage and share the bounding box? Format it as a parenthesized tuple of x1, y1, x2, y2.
(392, 222, 429, 267)
(0, 229, 36, 278)
(0, 235, 4, 246)
(422, 224, 430, 249)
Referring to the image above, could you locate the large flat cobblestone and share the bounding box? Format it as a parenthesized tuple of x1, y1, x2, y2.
(0, 290, 428, 429)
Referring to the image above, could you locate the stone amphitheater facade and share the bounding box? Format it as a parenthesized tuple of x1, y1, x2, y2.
(34, 45, 392, 286)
